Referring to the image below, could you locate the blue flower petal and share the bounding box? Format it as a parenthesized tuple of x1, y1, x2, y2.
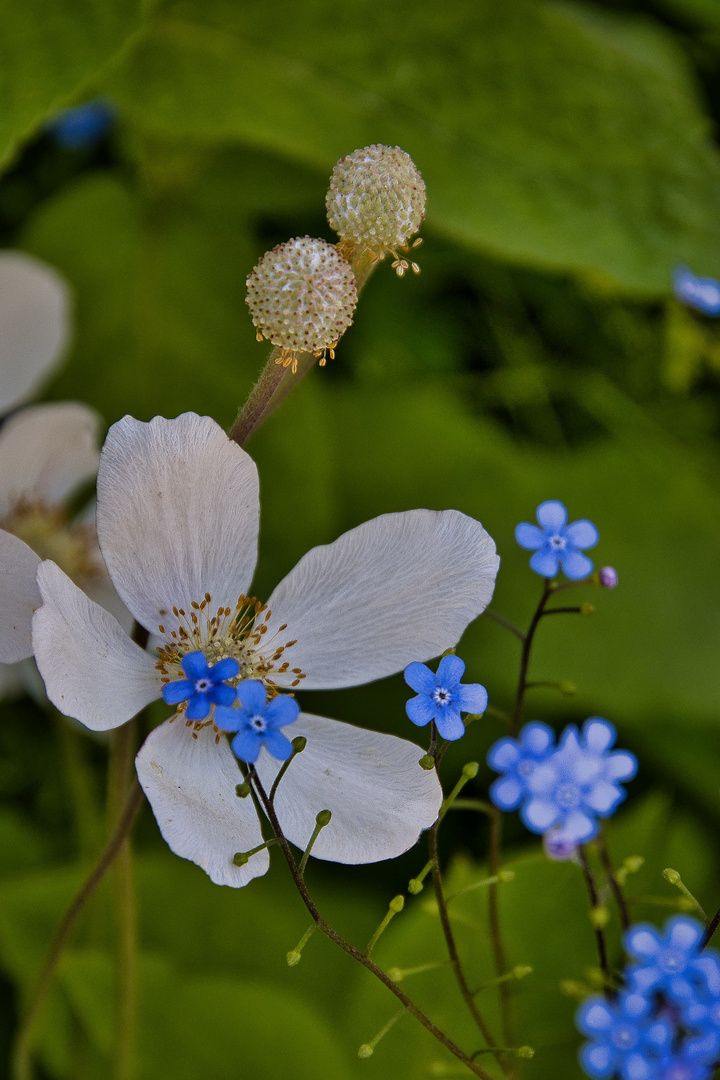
(625, 926, 663, 962)
(536, 500, 568, 531)
(403, 661, 437, 695)
(181, 651, 210, 680)
(210, 657, 240, 682)
(605, 751, 638, 782)
(560, 548, 594, 580)
(561, 809, 598, 842)
(487, 738, 520, 771)
(214, 706, 243, 733)
(521, 797, 559, 833)
(626, 964, 663, 996)
(265, 694, 301, 730)
(583, 718, 615, 754)
(434, 708, 465, 741)
(489, 776, 524, 811)
(185, 694, 211, 721)
(231, 730, 263, 764)
(577, 998, 614, 1035)
(457, 683, 488, 714)
(235, 680, 267, 714)
(162, 679, 193, 705)
(622, 1051, 652, 1080)
(674, 266, 720, 316)
(564, 520, 599, 550)
(520, 722, 555, 756)
(580, 1042, 615, 1080)
(436, 654, 465, 686)
(515, 523, 545, 550)
(693, 954, 720, 996)
(406, 695, 436, 728)
(585, 781, 624, 815)
(263, 729, 295, 761)
(667, 916, 704, 953)
(530, 547, 561, 578)
(208, 682, 236, 707)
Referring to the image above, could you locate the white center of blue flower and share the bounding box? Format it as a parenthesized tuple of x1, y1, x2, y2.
(195, 678, 211, 692)
(432, 687, 452, 707)
(611, 1024, 637, 1051)
(250, 714, 267, 733)
(549, 534, 566, 550)
(659, 948, 685, 974)
(517, 761, 534, 778)
(555, 782, 581, 807)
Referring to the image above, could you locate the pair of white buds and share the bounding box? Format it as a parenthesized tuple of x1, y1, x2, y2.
(245, 144, 426, 371)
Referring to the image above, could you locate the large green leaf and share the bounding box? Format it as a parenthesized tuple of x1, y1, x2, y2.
(103, 0, 720, 292)
(0, 0, 144, 167)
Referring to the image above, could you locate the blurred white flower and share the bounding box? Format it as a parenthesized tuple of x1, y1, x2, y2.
(32, 412, 500, 887)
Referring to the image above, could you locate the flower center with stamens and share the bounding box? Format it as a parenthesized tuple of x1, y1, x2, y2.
(4, 499, 100, 582)
(250, 715, 267, 733)
(549, 534, 566, 550)
(432, 687, 452, 707)
(156, 592, 306, 700)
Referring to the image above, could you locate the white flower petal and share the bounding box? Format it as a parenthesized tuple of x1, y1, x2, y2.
(0, 530, 41, 661)
(136, 719, 269, 888)
(254, 713, 442, 864)
(33, 560, 161, 730)
(97, 414, 260, 635)
(0, 402, 101, 517)
(265, 510, 499, 689)
(0, 251, 72, 413)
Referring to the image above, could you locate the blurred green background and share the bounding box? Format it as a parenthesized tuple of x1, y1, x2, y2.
(2, 0, 720, 1076)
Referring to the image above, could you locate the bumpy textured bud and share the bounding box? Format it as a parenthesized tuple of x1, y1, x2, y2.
(245, 237, 357, 372)
(326, 144, 426, 275)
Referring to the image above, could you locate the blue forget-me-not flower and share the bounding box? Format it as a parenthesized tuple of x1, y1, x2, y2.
(515, 500, 598, 580)
(486, 721, 556, 811)
(161, 650, 239, 720)
(488, 718, 637, 844)
(576, 991, 674, 1080)
(625, 917, 720, 1003)
(673, 266, 720, 317)
(47, 99, 115, 150)
(215, 680, 300, 764)
(404, 654, 488, 741)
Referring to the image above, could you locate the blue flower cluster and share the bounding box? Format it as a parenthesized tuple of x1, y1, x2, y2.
(577, 916, 720, 1079)
(515, 500, 598, 580)
(487, 718, 637, 846)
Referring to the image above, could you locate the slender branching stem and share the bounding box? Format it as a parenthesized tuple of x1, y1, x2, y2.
(596, 833, 629, 932)
(247, 769, 495, 1080)
(510, 580, 552, 736)
(485, 610, 524, 642)
(11, 780, 143, 1080)
(428, 823, 510, 1074)
(578, 846, 612, 997)
(488, 806, 514, 1048)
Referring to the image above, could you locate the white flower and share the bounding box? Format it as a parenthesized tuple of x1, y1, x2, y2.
(32, 413, 500, 887)
(0, 403, 128, 695)
(0, 250, 71, 414)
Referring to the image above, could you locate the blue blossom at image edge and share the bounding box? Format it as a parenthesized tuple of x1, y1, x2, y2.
(47, 99, 115, 149)
(215, 680, 300, 764)
(404, 654, 487, 741)
(515, 500, 598, 580)
(673, 266, 720, 317)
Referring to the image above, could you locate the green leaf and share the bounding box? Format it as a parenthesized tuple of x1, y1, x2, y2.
(0, 0, 144, 167)
(104, 0, 720, 292)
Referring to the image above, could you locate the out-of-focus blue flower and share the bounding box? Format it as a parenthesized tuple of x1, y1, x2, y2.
(682, 954, 720, 1062)
(673, 266, 720, 317)
(515, 500, 598, 580)
(404, 655, 487, 741)
(576, 991, 673, 1080)
(47, 99, 115, 150)
(599, 566, 618, 589)
(543, 828, 578, 861)
(214, 680, 300, 764)
(520, 718, 636, 843)
(161, 650, 239, 721)
(487, 722, 556, 811)
(656, 1046, 717, 1080)
(625, 917, 720, 1003)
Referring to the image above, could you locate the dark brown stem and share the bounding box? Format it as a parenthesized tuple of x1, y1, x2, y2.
(248, 770, 494, 1080)
(702, 907, 720, 949)
(578, 846, 612, 997)
(428, 823, 510, 1075)
(11, 781, 144, 1080)
(596, 833, 629, 932)
(541, 606, 583, 616)
(511, 580, 552, 736)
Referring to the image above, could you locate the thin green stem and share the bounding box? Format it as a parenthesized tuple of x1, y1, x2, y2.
(298, 811, 332, 878)
(248, 770, 494, 1080)
(578, 846, 612, 998)
(596, 834, 630, 932)
(484, 610, 524, 642)
(11, 781, 143, 1080)
(510, 580, 552, 736)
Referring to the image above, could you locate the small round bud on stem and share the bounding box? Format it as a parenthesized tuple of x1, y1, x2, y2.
(246, 237, 357, 372)
(462, 761, 479, 779)
(408, 878, 424, 895)
(418, 754, 435, 770)
(663, 868, 681, 886)
(357, 1044, 374, 1059)
(580, 602, 595, 616)
(517, 1046, 535, 1059)
(498, 869, 515, 883)
(559, 680, 577, 696)
(389, 894, 405, 913)
(590, 905, 611, 929)
(327, 145, 426, 275)
(235, 782, 251, 798)
(292, 735, 307, 753)
(233, 851, 249, 866)
(599, 566, 619, 589)
(286, 950, 302, 967)
(315, 809, 332, 828)
(513, 965, 533, 980)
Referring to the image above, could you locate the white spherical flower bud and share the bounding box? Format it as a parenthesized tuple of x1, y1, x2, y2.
(245, 237, 357, 373)
(326, 144, 426, 276)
